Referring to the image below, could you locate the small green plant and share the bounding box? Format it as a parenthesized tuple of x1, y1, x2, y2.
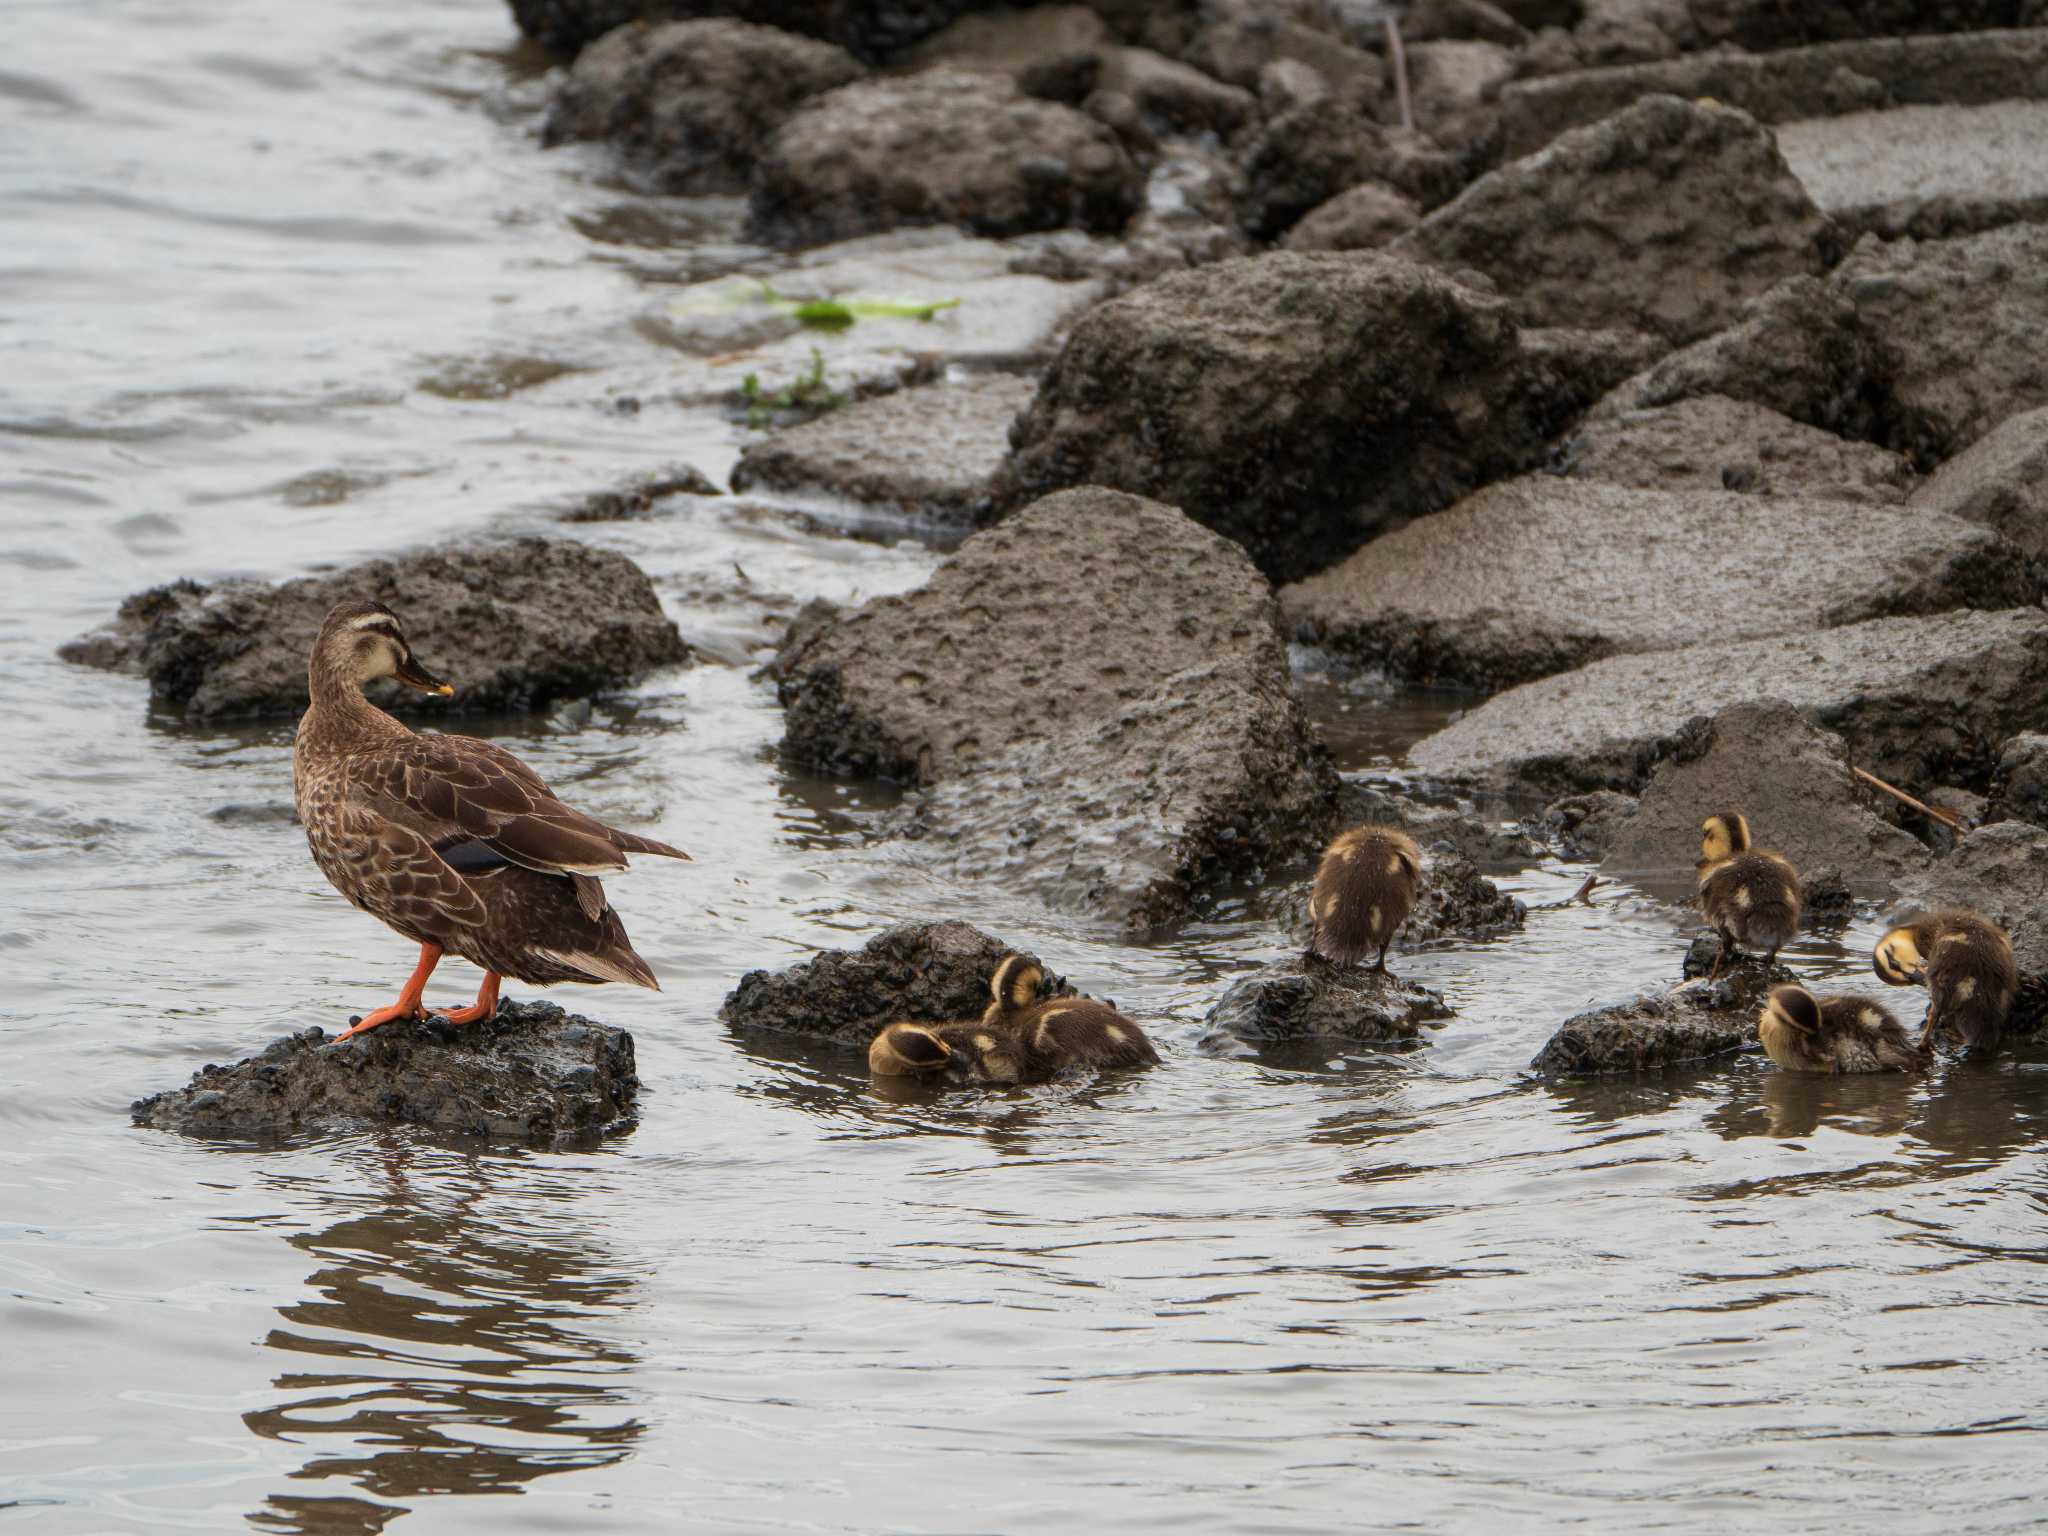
(755, 283, 961, 331)
(739, 347, 845, 428)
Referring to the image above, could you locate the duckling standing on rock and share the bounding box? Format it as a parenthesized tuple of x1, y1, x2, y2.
(1696, 812, 1800, 980)
(868, 954, 1159, 1084)
(1757, 985, 1929, 1074)
(1874, 908, 2016, 1052)
(293, 599, 688, 1042)
(1307, 825, 1422, 976)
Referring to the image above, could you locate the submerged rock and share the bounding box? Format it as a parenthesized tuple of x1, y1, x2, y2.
(719, 921, 1065, 1045)
(60, 538, 688, 722)
(729, 373, 1034, 521)
(1407, 608, 2048, 797)
(1560, 395, 1913, 504)
(1393, 95, 1832, 345)
(1530, 943, 1783, 1075)
(748, 70, 1141, 247)
(1201, 958, 1452, 1050)
(1893, 821, 2048, 973)
(1909, 403, 2048, 560)
(559, 465, 724, 521)
(130, 1001, 637, 1147)
(542, 19, 864, 194)
(1596, 700, 1930, 881)
(1281, 476, 2026, 690)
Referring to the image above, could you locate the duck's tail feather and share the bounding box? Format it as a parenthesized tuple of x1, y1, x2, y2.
(534, 944, 662, 991)
(611, 829, 691, 862)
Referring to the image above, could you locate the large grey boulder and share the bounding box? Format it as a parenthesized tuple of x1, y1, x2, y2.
(1392, 96, 1831, 345)
(1596, 700, 1931, 881)
(1689, 0, 2033, 52)
(1893, 822, 2048, 974)
(1909, 403, 2048, 559)
(1280, 476, 2028, 690)
(508, 0, 981, 64)
(1407, 608, 2048, 797)
(748, 70, 1141, 247)
(1778, 100, 2048, 241)
(60, 538, 688, 722)
(542, 19, 863, 193)
(989, 252, 1615, 583)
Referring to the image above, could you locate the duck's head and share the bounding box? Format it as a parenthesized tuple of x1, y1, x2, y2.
(1873, 926, 1927, 986)
(988, 953, 1044, 1014)
(868, 1022, 952, 1077)
(1762, 984, 1822, 1037)
(315, 599, 452, 697)
(1698, 811, 1752, 870)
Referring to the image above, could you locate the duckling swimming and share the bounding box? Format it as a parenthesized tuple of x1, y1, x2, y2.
(1307, 825, 1422, 975)
(292, 599, 688, 1041)
(1874, 908, 2016, 1051)
(1696, 812, 1800, 979)
(1757, 985, 1929, 1074)
(869, 954, 1159, 1084)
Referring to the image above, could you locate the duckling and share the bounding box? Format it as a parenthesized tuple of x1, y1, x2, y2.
(982, 953, 1160, 1071)
(1873, 908, 2016, 1051)
(1757, 985, 1929, 1074)
(867, 1020, 1036, 1085)
(1306, 825, 1422, 975)
(1696, 811, 1800, 979)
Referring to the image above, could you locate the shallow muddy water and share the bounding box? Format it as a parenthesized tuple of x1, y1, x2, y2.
(7, 3, 2048, 1532)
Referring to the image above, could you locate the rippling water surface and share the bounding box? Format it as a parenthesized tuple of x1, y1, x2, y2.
(7, 3, 2048, 1531)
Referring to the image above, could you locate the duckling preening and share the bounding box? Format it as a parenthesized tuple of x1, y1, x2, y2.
(1874, 908, 2016, 1052)
(293, 599, 688, 1041)
(1757, 985, 1929, 1074)
(1696, 812, 1801, 980)
(868, 953, 1159, 1085)
(1307, 825, 1422, 976)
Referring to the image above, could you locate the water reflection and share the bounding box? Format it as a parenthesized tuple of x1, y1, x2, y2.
(245, 1147, 641, 1532)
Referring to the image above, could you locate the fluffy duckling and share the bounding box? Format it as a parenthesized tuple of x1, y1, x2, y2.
(1696, 812, 1800, 979)
(1873, 908, 2017, 1051)
(868, 1019, 1036, 1085)
(1307, 825, 1422, 975)
(868, 955, 1159, 1085)
(1757, 985, 1929, 1074)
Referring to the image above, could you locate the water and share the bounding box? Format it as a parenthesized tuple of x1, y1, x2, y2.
(6, 3, 2047, 1531)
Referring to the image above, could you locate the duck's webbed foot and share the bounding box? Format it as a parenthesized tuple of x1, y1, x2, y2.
(336, 942, 444, 1042)
(434, 971, 503, 1027)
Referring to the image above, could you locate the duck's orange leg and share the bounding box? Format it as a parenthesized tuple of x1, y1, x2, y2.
(435, 970, 502, 1027)
(335, 943, 443, 1042)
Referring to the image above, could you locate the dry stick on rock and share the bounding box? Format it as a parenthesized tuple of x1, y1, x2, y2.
(1535, 874, 1602, 911)
(1851, 766, 1966, 832)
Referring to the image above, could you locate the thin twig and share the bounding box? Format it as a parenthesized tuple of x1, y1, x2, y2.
(1570, 873, 1600, 905)
(1383, 16, 1414, 134)
(1852, 766, 1965, 831)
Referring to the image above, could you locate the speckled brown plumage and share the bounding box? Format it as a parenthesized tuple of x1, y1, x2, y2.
(1696, 812, 1800, 975)
(1875, 908, 2016, 1051)
(1308, 824, 1422, 972)
(868, 953, 1158, 1084)
(1758, 986, 1928, 1074)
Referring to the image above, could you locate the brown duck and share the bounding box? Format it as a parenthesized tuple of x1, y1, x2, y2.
(292, 599, 687, 1041)
(868, 953, 1159, 1084)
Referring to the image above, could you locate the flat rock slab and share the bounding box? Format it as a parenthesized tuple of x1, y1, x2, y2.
(1281, 476, 2026, 691)
(60, 537, 687, 722)
(1530, 948, 1785, 1075)
(1408, 608, 2048, 797)
(131, 1001, 637, 1147)
(1910, 403, 2048, 561)
(719, 921, 1065, 1046)
(728, 373, 1034, 520)
(1598, 699, 1931, 882)
(1893, 821, 2048, 974)
(1779, 100, 2048, 240)
(1200, 959, 1452, 1051)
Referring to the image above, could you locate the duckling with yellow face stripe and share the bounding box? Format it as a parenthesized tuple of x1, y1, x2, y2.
(1696, 811, 1801, 980)
(867, 954, 1159, 1085)
(1874, 908, 2016, 1051)
(1757, 985, 1929, 1074)
(1307, 825, 1422, 975)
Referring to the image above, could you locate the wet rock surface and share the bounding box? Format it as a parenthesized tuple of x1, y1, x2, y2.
(719, 921, 1067, 1046)
(989, 252, 1601, 584)
(1529, 954, 1780, 1076)
(748, 70, 1141, 247)
(1559, 395, 1914, 504)
(558, 465, 724, 521)
(1596, 700, 1931, 881)
(1393, 95, 1831, 345)
(1280, 476, 2027, 690)
(1407, 608, 2048, 797)
(61, 537, 688, 722)
(1909, 403, 2048, 559)
(543, 18, 864, 193)
(131, 1001, 638, 1147)
(1200, 958, 1452, 1051)
(1534, 791, 1640, 861)
(1893, 822, 2048, 974)
(729, 373, 1034, 520)
(508, 0, 980, 64)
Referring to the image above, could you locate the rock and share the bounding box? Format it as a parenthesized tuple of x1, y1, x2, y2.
(1595, 700, 1931, 881)
(1281, 181, 1420, 251)
(989, 251, 1601, 584)
(60, 538, 688, 722)
(1559, 394, 1914, 504)
(1233, 60, 1390, 238)
(1990, 732, 2048, 827)
(1910, 404, 2048, 559)
(1100, 45, 1257, 136)
(1836, 223, 2048, 464)
(748, 70, 1142, 247)
(1405, 39, 1517, 157)
(729, 373, 1033, 520)
(1498, 28, 2048, 158)
(1182, 3, 1384, 103)
(1573, 0, 1692, 65)
(1407, 608, 2048, 797)
(1279, 476, 2028, 690)
(507, 0, 981, 64)
(1406, 0, 1532, 48)
(130, 1001, 637, 1147)
(1690, 0, 2034, 52)
(559, 465, 724, 522)
(1339, 783, 1550, 866)
(1921, 786, 1989, 856)
(542, 19, 864, 194)
(1777, 101, 2048, 241)
(1392, 96, 1832, 346)
(1893, 821, 2048, 973)
(901, 4, 1111, 78)
(1535, 790, 1639, 859)
(1200, 958, 1452, 1050)
(1271, 847, 1528, 949)
(1530, 955, 1781, 1074)
(718, 921, 1067, 1045)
